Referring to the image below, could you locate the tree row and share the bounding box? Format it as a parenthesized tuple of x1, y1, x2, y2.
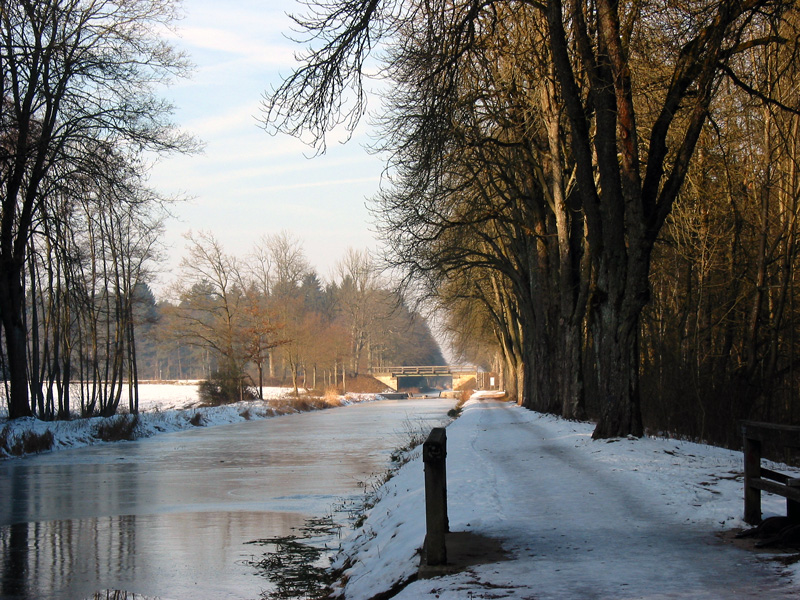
(265, 0, 800, 441)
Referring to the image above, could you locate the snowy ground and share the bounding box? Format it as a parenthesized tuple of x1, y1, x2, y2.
(331, 396, 800, 599)
(0, 382, 380, 459)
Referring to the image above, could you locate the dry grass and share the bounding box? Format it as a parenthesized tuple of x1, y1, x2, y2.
(0, 427, 55, 456)
(323, 387, 344, 407)
(270, 397, 318, 413)
(94, 415, 139, 442)
(447, 389, 472, 417)
(268, 390, 346, 415)
(294, 396, 326, 411)
(392, 416, 431, 456)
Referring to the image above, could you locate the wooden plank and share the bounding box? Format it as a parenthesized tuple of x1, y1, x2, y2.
(761, 467, 791, 484)
(789, 499, 800, 521)
(424, 427, 448, 566)
(749, 478, 800, 503)
(741, 420, 800, 447)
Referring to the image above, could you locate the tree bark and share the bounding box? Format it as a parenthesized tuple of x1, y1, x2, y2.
(591, 298, 644, 438)
(0, 258, 32, 418)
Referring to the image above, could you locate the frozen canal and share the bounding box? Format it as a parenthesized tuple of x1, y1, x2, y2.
(0, 398, 454, 600)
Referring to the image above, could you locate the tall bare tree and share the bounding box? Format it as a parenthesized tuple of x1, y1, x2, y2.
(0, 0, 194, 418)
(172, 231, 253, 401)
(333, 248, 386, 375)
(641, 11, 800, 444)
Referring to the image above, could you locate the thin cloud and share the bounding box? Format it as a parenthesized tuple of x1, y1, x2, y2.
(182, 103, 262, 137)
(179, 26, 295, 66)
(149, 0, 385, 288)
(244, 177, 381, 194)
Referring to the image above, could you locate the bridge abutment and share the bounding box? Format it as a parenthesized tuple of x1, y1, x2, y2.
(369, 366, 489, 394)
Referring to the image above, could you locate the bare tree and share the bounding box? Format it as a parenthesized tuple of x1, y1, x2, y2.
(333, 248, 386, 375)
(0, 0, 195, 418)
(173, 231, 250, 402)
(253, 231, 310, 377)
(640, 12, 800, 444)
(18, 140, 168, 419)
(240, 287, 286, 399)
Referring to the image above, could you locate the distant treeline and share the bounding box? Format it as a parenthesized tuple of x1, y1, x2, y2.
(141, 235, 445, 398)
(1, 231, 444, 418)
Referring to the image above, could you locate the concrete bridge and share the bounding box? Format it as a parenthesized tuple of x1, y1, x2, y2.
(369, 365, 480, 393)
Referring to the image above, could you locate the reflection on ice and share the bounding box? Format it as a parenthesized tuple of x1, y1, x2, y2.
(87, 592, 166, 600)
(1, 511, 306, 600)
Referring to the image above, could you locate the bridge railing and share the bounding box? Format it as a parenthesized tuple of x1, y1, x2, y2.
(368, 365, 476, 376)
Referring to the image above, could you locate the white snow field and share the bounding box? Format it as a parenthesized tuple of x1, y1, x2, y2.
(331, 397, 800, 599)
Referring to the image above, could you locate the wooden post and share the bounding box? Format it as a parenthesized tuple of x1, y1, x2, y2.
(423, 427, 448, 566)
(788, 478, 800, 522)
(743, 428, 762, 525)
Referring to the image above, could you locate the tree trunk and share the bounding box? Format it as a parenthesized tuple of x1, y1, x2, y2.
(127, 312, 139, 414)
(0, 259, 32, 419)
(268, 349, 275, 378)
(591, 299, 644, 439)
(60, 326, 72, 420)
(28, 247, 44, 418)
(291, 361, 299, 397)
(559, 320, 585, 420)
(543, 69, 587, 421)
(524, 318, 560, 414)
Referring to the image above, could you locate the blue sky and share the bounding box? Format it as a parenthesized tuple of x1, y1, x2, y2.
(148, 0, 385, 295)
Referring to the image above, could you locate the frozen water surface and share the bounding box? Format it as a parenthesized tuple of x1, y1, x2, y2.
(0, 398, 452, 600)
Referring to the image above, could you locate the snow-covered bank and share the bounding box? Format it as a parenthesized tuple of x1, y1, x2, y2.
(0, 383, 380, 459)
(330, 398, 800, 599)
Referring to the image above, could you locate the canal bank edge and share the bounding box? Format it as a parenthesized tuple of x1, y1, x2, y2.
(325, 396, 475, 599)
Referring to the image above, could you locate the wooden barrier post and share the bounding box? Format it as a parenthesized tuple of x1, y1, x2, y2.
(423, 427, 448, 566)
(741, 421, 800, 525)
(742, 429, 762, 525)
(789, 480, 800, 522)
